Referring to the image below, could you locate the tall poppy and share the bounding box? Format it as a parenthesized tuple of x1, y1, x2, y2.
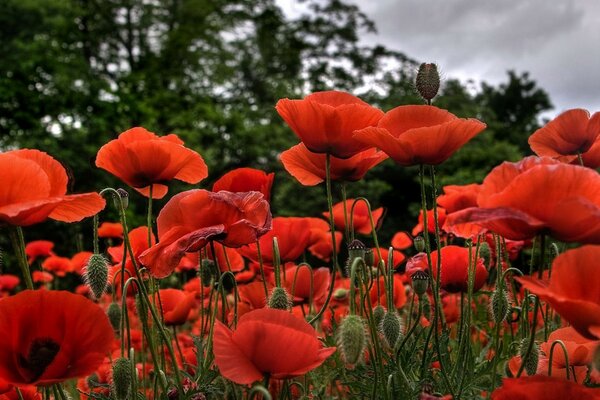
(154, 289, 195, 326)
(276, 91, 384, 159)
(97, 222, 123, 239)
(323, 199, 384, 236)
(517, 245, 600, 339)
(437, 184, 481, 214)
(353, 105, 486, 166)
(139, 190, 271, 278)
(529, 108, 600, 165)
(24, 241, 55, 265)
(406, 246, 487, 293)
(304, 218, 342, 262)
(212, 168, 275, 202)
(0, 150, 105, 226)
(238, 217, 311, 266)
(280, 143, 387, 186)
(213, 308, 336, 384)
(491, 376, 600, 399)
(445, 156, 600, 243)
(95, 127, 208, 199)
(281, 264, 331, 305)
(412, 208, 447, 236)
(0, 290, 113, 386)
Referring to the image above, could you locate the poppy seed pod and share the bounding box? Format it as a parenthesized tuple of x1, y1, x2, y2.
(411, 270, 430, 296)
(114, 188, 129, 210)
(348, 239, 367, 263)
(84, 254, 109, 300)
(338, 314, 367, 365)
(111, 357, 133, 400)
(268, 287, 292, 311)
(415, 63, 440, 102)
(380, 310, 402, 348)
(519, 338, 540, 376)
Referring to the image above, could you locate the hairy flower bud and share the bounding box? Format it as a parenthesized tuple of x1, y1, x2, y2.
(490, 288, 510, 324)
(519, 338, 540, 376)
(380, 310, 402, 348)
(338, 315, 367, 365)
(478, 242, 491, 269)
(83, 254, 109, 300)
(415, 63, 440, 102)
(414, 236, 425, 253)
(111, 357, 133, 400)
(373, 304, 386, 328)
(107, 302, 122, 333)
(113, 188, 129, 210)
(200, 258, 215, 287)
(268, 287, 292, 311)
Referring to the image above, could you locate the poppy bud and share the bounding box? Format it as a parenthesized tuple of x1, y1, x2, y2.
(478, 242, 491, 269)
(415, 63, 440, 102)
(113, 188, 129, 210)
(411, 270, 429, 296)
(338, 314, 367, 365)
(107, 302, 122, 333)
(111, 357, 133, 400)
(380, 310, 402, 348)
(83, 254, 109, 300)
(414, 236, 425, 253)
(135, 295, 148, 327)
(519, 338, 539, 376)
(373, 304, 385, 327)
(490, 288, 510, 324)
(268, 287, 292, 311)
(200, 259, 215, 287)
(333, 288, 349, 300)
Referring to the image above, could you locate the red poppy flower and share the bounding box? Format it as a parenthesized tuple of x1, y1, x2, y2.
(372, 248, 406, 269)
(437, 184, 481, 214)
(353, 105, 486, 166)
(406, 246, 487, 293)
(238, 281, 272, 311)
(281, 264, 331, 305)
(529, 109, 600, 164)
(324, 199, 384, 236)
(0, 276, 19, 293)
(139, 190, 271, 278)
(0, 150, 105, 226)
(280, 143, 387, 186)
(412, 208, 447, 236)
(276, 91, 384, 159)
(41, 256, 72, 277)
(32, 271, 53, 284)
(304, 218, 342, 262)
(369, 275, 407, 309)
(154, 289, 195, 326)
(540, 327, 599, 369)
(97, 222, 123, 239)
(24, 241, 55, 265)
(212, 168, 274, 202)
(491, 376, 600, 399)
(0, 290, 113, 386)
(391, 232, 412, 250)
(95, 127, 208, 199)
(0, 386, 41, 400)
(238, 217, 311, 266)
(517, 245, 600, 339)
(446, 157, 600, 243)
(213, 308, 336, 384)
(177, 245, 245, 273)
(70, 251, 93, 275)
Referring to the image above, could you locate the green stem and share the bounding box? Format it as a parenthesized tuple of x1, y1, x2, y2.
(9, 227, 34, 290)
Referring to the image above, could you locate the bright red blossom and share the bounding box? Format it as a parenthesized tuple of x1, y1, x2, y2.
(213, 308, 336, 385)
(95, 127, 208, 199)
(324, 199, 384, 236)
(276, 91, 384, 159)
(24, 241, 54, 265)
(155, 289, 195, 326)
(491, 376, 600, 399)
(212, 167, 275, 202)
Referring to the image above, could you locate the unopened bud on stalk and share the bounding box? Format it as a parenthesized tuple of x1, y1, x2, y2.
(478, 242, 491, 269)
(338, 314, 367, 365)
(268, 287, 292, 311)
(200, 259, 215, 287)
(414, 236, 425, 253)
(333, 288, 349, 300)
(380, 310, 402, 348)
(111, 357, 133, 400)
(411, 270, 429, 297)
(519, 338, 540, 376)
(113, 188, 129, 210)
(373, 304, 385, 327)
(107, 302, 122, 333)
(490, 288, 510, 324)
(84, 254, 109, 300)
(415, 63, 440, 102)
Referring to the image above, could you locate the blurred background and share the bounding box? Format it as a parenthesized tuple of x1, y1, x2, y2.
(1, 0, 595, 259)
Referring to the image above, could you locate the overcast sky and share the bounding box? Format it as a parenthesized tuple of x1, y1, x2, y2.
(280, 0, 600, 118)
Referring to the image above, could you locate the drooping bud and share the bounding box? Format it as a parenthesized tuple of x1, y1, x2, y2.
(83, 254, 109, 300)
(337, 314, 367, 365)
(478, 242, 491, 269)
(490, 288, 510, 324)
(415, 63, 440, 102)
(380, 310, 402, 348)
(111, 357, 133, 400)
(411, 270, 429, 297)
(107, 302, 122, 333)
(200, 258, 216, 287)
(373, 304, 386, 327)
(268, 287, 292, 311)
(414, 236, 425, 253)
(519, 338, 539, 376)
(113, 188, 129, 210)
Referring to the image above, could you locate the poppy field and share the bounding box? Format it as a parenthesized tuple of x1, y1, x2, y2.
(2, 66, 600, 400)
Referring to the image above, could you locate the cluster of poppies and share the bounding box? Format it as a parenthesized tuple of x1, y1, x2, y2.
(1, 87, 600, 400)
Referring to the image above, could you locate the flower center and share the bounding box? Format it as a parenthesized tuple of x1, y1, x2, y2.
(19, 337, 60, 382)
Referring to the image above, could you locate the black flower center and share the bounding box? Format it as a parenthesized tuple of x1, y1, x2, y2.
(18, 337, 60, 382)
